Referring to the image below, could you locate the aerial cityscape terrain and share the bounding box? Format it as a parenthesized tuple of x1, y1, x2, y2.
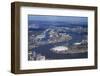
(28, 15, 88, 61)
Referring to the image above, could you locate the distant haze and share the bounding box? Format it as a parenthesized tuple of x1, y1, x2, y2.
(28, 15, 88, 25)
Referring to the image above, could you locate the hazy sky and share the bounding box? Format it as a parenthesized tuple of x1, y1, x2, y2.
(28, 15, 88, 25)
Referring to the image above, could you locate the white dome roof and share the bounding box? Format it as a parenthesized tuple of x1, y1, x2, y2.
(51, 46, 68, 52)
